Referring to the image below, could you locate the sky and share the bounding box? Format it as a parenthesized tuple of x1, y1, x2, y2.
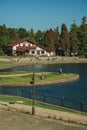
(0, 0, 87, 32)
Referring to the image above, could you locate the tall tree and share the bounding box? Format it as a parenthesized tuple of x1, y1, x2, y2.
(70, 23, 79, 55)
(82, 16, 87, 24)
(28, 28, 35, 42)
(7, 28, 18, 40)
(60, 23, 70, 56)
(17, 28, 29, 39)
(0, 24, 9, 46)
(0, 24, 9, 55)
(0, 24, 8, 36)
(44, 29, 56, 51)
(54, 26, 60, 54)
(35, 30, 44, 45)
(77, 16, 87, 55)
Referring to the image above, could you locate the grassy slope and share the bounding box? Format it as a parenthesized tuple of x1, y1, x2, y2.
(0, 95, 87, 116)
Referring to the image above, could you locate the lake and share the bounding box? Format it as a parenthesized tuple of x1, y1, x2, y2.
(0, 63, 87, 103)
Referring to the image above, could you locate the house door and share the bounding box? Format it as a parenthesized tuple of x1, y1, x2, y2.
(37, 50, 40, 55)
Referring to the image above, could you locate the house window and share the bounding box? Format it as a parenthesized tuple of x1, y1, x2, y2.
(23, 44, 25, 46)
(32, 51, 35, 54)
(41, 51, 44, 54)
(37, 50, 40, 55)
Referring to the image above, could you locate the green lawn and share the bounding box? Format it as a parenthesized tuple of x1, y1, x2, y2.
(0, 61, 11, 67)
(0, 71, 79, 85)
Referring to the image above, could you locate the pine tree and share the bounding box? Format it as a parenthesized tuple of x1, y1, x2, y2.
(70, 23, 79, 56)
(54, 27, 60, 54)
(28, 28, 35, 42)
(7, 28, 18, 40)
(44, 29, 56, 51)
(17, 28, 29, 39)
(35, 30, 44, 45)
(60, 23, 70, 56)
(77, 16, 87, 56)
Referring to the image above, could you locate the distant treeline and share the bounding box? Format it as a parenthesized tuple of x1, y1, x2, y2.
(0, 16, 87, 56)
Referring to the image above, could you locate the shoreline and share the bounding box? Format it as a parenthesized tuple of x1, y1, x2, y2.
(0, 56, 87, 71)
(0, 56, 87, 63)
(0, 56, 82, 87)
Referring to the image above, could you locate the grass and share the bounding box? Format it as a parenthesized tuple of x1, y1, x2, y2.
(0, 71, 28, 75)
(0, 60, 28, 70)
(0, 61, 10, 65)
(0, 71, 79, 85)
(0, 95, 87, 116)
(0, 60, 79, 86)
(0, 61, 11, 68)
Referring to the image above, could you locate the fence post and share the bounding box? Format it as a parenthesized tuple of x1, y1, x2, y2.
(81, 101, 84, 111)
(0, 87, 1, 94)
(43, 93, 46, 102)
(16, 87, 19, 96)
(61, 97, 64, 106)
(30, 90, 32, 99)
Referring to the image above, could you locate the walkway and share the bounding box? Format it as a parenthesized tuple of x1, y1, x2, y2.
(0, 102, 87, 130)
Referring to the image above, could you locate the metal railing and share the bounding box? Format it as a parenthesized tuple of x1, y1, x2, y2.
(0, 87, 87, 112)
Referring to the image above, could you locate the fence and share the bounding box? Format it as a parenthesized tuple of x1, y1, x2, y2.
(0, 87, 87, 112)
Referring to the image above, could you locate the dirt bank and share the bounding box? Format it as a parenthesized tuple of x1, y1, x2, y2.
(0, 56, 87, 64)
(0, 103, 87, 130)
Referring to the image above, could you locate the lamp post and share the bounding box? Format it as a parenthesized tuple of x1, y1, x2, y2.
(31, 72, 44, 115)
(32, 72, 35, 115)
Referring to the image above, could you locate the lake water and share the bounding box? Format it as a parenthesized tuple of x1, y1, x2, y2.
(0, 63, 87, 102)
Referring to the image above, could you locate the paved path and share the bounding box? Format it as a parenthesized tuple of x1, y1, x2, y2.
(0, 73, 29, 77)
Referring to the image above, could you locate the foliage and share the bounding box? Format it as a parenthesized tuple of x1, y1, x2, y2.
(0, 48, 4, 55)
(7, 28, 18, 40)
(0, 24, 10, 46)
(0, 16, 87, 56)
(77, 16, 87, 56)
(17, 28, 29, 39)
(60, 23, 70, 56)
(44, 29, 56, 51)
(69, 23, 79, 55)
(35, 30, 44, 45)
(28, 28, 36, 42)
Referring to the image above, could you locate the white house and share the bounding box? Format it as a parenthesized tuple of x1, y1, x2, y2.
(7, 39, 54, 56)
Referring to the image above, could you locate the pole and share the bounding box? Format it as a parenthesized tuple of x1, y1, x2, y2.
(32, 72, 35, 115)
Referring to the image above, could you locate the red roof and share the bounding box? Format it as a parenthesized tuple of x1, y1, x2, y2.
(8, 39, 30, 47)
(16, 46, 36, 51)
(8, 39, 51, 52)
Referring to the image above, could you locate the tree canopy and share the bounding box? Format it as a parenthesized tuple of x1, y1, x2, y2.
(0, 16, 87, 57)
